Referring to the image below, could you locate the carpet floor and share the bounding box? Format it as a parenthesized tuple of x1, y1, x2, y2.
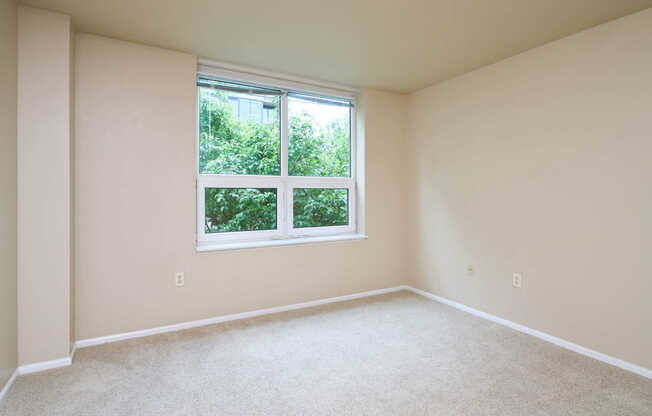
(1, 291, 651, 415)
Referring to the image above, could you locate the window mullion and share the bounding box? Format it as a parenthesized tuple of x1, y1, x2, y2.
(285, 177, 354, 188)
(197, 174, 280, 188)
(280, 91, 289, 237)
(281, 91, 289, 178)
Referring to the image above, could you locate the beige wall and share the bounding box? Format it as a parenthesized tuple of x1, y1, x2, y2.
(17, 6, 72, 365)
(74, 34, 408, 340)
(407, 8, 652, 369)
(0, 0, 18, 387)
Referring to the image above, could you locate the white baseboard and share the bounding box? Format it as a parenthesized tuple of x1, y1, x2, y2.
(404, 286, 652, 380)
(0, 369, 18, 405)
(75, 286, 408, 349)
(17, 356, 72, 376)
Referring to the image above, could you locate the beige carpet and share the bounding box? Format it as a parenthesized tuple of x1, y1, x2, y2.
(1, 291, 651, 415)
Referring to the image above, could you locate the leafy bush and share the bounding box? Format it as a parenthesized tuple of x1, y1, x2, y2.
(204, 188, 277, 233)
(293, 188, 348, 228)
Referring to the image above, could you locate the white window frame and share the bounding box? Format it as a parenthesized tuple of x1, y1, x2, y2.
(196, 64, 359, 249)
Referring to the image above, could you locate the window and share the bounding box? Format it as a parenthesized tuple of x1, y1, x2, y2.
(197, 73, 357, 248)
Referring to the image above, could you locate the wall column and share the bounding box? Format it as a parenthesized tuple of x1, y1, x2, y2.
(17, 6, 72, 365)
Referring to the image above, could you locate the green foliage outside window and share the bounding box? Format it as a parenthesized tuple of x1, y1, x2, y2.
(287, 110, 350, 177)
(204, 188, 277, 233)
(293, 188, 348, 228)
(199, 91, 280, 175)
(200, 88, 351, 233)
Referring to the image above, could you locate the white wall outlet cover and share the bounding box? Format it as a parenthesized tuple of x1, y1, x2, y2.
(512, 272, 523, 288)
(175, 272, 185, 287)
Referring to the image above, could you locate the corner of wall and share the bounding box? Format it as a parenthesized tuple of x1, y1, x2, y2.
(0, 0, 19, 390)
(69, 17, 76, 353)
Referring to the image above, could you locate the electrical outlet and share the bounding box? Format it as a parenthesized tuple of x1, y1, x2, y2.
(512, 272, 522, 288)
(175, 272, 185, 287)
(467, 265, 474, 276)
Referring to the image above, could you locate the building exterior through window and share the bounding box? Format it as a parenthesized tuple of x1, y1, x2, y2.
(228, 95, 277, 124)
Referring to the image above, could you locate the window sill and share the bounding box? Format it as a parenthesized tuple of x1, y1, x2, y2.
(196, 233, 368, 253)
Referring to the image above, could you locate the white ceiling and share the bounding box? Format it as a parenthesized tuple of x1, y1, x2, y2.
(18, 0, 652, 92)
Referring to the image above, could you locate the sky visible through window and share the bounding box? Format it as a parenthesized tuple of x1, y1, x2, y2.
(289, 96, 349, 131)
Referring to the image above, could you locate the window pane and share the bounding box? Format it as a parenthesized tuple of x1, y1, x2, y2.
(288, 95, 351, 177)
(199, 86, 280, 175)
(293, 188, 348, 228)
(205, 188, 277, 233)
